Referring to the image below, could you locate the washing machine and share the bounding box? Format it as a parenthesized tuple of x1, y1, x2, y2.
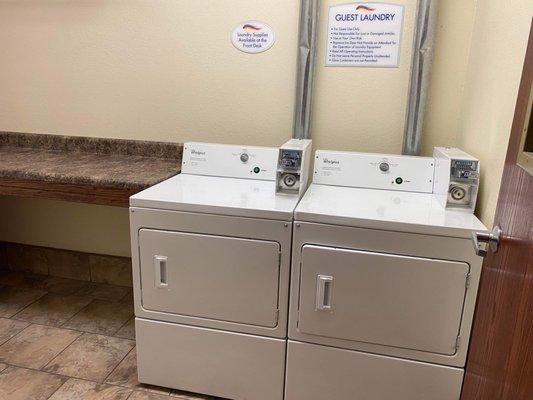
(285, 149, 487, 400)
(130, 140, 311, 400)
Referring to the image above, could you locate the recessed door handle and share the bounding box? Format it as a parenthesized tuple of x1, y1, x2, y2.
(316, 275, 334, 311)
(472, 226, 501, 257)
(154, 255, 168, 289)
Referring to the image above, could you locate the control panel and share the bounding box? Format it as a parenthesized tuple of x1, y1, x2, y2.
(276, 139, 313, 196)
(433, 147, 480, 212)
(181, 142, 279, 181)
(314, 151, 436, 194)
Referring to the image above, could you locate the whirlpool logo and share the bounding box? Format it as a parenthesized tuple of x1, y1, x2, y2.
(323, 158, 340, 165)
(191, 149, 206, 156)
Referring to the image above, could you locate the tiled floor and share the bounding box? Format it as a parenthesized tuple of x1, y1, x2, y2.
(0, 270, 218, 400)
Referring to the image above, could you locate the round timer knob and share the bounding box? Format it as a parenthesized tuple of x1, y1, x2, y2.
(379, 162, 390, 172)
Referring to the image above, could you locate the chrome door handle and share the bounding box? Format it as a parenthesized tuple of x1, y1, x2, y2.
(472, 226, 501, 257)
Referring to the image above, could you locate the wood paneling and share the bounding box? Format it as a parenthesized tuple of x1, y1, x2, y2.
(461, 19, 533, 400)
(0, 179, 139, 207)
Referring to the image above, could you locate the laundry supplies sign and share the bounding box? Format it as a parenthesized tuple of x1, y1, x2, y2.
(326, 3, 404, 67)
(231, 21, 276, 54)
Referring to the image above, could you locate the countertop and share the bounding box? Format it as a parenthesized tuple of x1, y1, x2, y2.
(0, 131, 183, 206)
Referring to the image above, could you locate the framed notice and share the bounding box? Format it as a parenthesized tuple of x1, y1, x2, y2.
(326, 3, 405, 67)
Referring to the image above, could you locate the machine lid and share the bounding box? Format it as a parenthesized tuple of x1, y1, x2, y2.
(294, 184, 487, 238)
(130, 174, 300, 220)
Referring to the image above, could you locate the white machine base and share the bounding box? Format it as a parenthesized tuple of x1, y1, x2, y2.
(285, 341, 464, 400)
(135, 318, 286, 400)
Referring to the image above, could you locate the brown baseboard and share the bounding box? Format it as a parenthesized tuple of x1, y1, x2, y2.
(0, 242, 132, 287)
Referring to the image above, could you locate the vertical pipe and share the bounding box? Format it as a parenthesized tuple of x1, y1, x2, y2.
(402, 0, 439, 155)
(293, 0, 320, 139)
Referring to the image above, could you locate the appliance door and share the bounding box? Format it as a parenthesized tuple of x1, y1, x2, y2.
(297, 245, 469, 355)
(285, 341, 464, 400)
(139, 229, 281, 327)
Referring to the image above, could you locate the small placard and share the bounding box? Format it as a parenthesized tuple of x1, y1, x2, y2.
(326, 3, 404, 67)
(231, 21, 276, 54)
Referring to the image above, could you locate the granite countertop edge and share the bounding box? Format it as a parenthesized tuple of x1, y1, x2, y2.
(0, 169, 178, 191)
(0, 131, 183, 191)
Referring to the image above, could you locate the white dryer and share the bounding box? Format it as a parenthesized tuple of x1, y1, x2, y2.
(285, 150, 487, 400)
(130, 140, 311, 400)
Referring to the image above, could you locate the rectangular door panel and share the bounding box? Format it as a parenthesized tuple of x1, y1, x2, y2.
(136, 318, 286, 400)
(298, 245, 469, 354)
(285, 341, 464, 400)
(139, 229, 280, 327)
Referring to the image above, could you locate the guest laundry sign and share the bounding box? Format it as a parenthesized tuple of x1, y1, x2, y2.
(326, 3, 404, 67)
(231, 21, 276, 54)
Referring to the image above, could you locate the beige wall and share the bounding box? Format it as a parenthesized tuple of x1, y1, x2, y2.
(0, 0, 527, 255)
(0, 0, 474, 153)
(421, 0, 477, 155)
(0, 0, 300, 146)
(311, 0, 417, 153)
(455, 1, 532, 225)
(0, 197, 131, 257)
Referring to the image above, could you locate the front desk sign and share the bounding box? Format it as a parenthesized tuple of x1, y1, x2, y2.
(326, 3, 404, 67)
(231, 21, 276, 54)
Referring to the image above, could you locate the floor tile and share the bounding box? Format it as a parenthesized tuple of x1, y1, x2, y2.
(5, 243, 50, 275)
(170, 390, 216, 399)
(0, 317, 30, 345)
(115, 317, 135, 340)
(120, 288, 134, 305)
(0, 272, 48, 290)
(63, 299, 133, 335)
(44, 333, 135, 382)
(0, 271, 28, 287)
(45, 248, 91, 281)
(0, 366, 68, 400)
(78, 283, 131, 302)
(13, 293, 92, 326)
(41, 276, 94, 296)
(0, 285, 46, 318)
(89, 255, 133, 287)
(0, 324, 81, 369)
(105, 348, 170, 395)
(129, 391, 173, 400)
(49, 378, 132, 400)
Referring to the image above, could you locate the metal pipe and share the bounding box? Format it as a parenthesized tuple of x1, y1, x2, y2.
(402, 0, 439, 155)
(293, 0, 320, 139)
